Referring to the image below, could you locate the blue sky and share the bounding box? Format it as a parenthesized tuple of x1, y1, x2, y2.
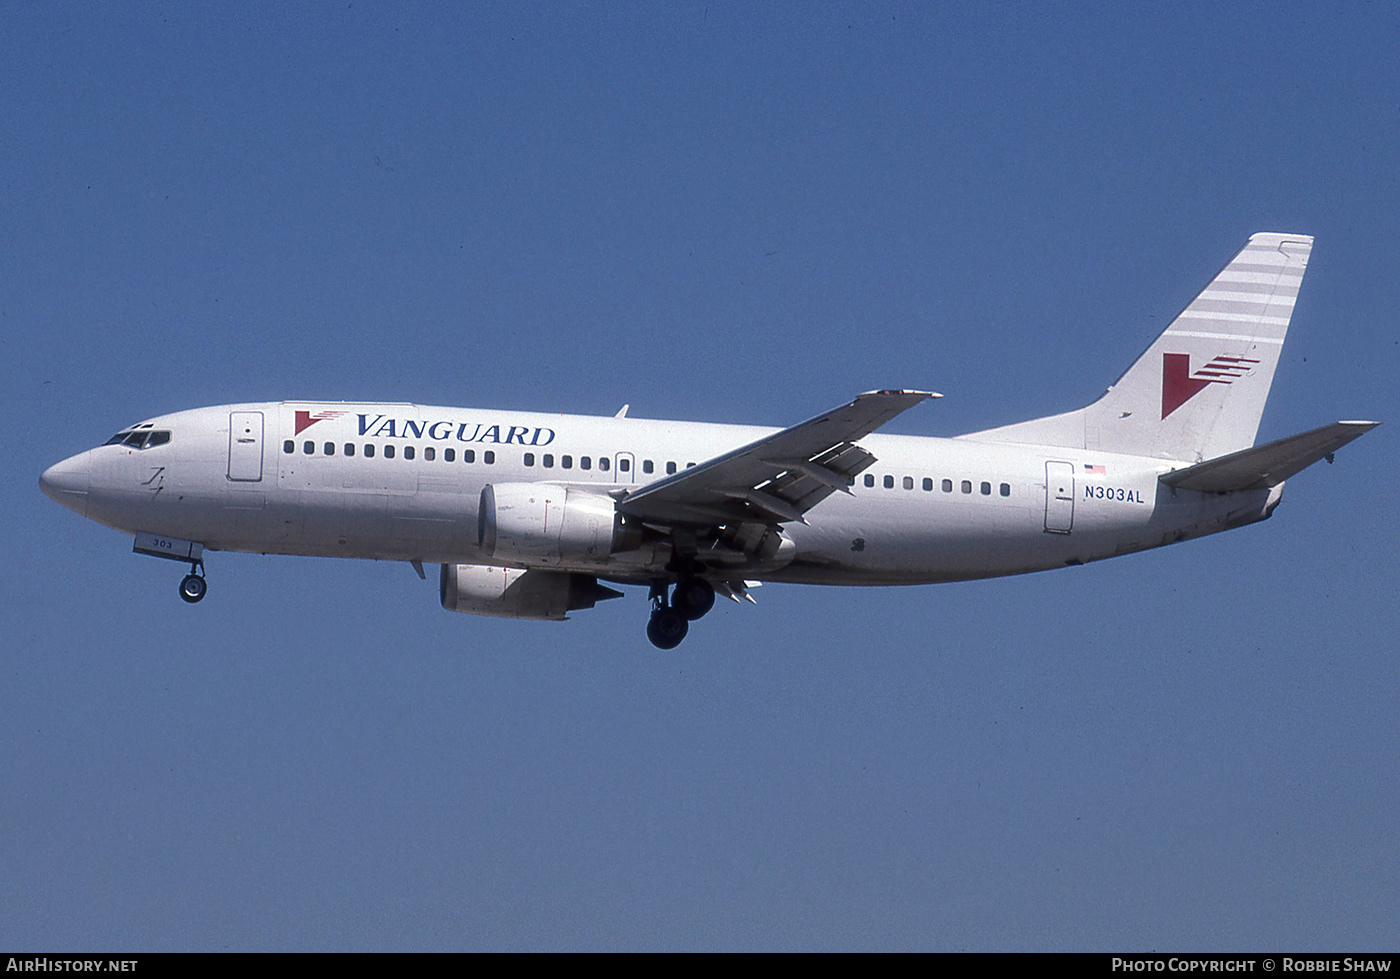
(3, 2, 1397, 950)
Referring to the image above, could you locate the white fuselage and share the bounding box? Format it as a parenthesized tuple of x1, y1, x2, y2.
(41, 401, 1276, 586)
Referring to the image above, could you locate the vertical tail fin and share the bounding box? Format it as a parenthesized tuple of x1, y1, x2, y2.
(962, 233, 1313, 462)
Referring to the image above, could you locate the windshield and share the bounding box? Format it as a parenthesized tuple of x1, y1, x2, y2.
(103, 428, 171, 449)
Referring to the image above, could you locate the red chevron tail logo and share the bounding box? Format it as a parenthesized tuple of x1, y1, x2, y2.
(1161, 353, 1259, 419)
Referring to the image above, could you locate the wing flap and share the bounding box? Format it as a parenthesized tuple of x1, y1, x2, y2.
(1160, 420, 1378, 492)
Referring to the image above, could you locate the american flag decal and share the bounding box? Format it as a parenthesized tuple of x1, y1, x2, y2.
(1084, 464, 1105, 474)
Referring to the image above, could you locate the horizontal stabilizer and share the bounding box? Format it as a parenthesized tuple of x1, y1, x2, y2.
(1160, 420, 1378, 492)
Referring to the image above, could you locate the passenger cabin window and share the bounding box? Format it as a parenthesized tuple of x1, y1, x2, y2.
(484, 451, 495, 464)
(884, 475, 894, 489)
(283, 440, 294, 454)
(385, 445, 396, 459)
(942, 479, 953, 493)
(981, 481, 991, 495)
(961, 480, 972, 494)
(666, 461, 677, 475)
(324, 442, 335, 456)
(903, 476, 914, 490)
(864, 474, 875, 487)
(562, 455, 573, 469)
(1000, 482, 1011, 497)
(444, 448, 455, 462)
(543, 454, 554, 468)
(303, 441, 314, 454)
(365, 444, 376, 458)
(345, 443, 355, 457)
(643, 460, 654, 474)
(404, 446, 414, 460)
(524, 453, 535, 466)
(923, 477, 933, 491)
(424, 447, 435, 461)
(463, 449, 475, 463)
(581, 457, 591, 470)
(619, 458, 630, 472)
(599, 457, 610, 472)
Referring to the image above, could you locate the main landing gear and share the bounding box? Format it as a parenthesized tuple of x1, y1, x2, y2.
(178, 561, 207, 604)
(645, 577, 716, 649)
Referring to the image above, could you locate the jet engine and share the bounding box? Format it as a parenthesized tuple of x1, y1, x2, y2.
(439, 563, 623, 620)
(477, 483, 641, 566)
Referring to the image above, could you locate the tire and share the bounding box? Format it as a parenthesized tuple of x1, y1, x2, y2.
(179, 574, 207, 604)
(672, 578, 716, 621)
(646, 607, 689, 649)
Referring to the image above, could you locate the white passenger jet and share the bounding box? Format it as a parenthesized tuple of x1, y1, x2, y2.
(41, 233, 1376, 647)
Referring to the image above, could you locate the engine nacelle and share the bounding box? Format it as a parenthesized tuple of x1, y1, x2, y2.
(439, 563, 623, 620)
(478, 483, 637, 566)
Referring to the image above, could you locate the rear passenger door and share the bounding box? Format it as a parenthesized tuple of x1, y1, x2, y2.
(1044, 461, 1074, 533)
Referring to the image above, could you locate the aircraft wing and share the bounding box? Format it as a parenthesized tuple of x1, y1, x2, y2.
(617, 390, 938, 526)
(1159, 420, 1379, 493)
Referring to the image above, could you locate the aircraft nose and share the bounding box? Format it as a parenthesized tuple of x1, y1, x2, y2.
(40, 453, 91, 516)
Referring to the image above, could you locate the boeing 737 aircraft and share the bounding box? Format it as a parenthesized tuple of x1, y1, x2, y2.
(41, 233, 1376, 647)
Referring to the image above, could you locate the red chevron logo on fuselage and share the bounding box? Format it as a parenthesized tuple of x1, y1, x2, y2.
(294, 409, 348, 435)
(1161, 353, 1260, 419)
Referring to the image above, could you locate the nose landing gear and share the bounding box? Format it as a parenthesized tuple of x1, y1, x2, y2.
(178, 560, 207, 604)
(132, 533, 208, 605)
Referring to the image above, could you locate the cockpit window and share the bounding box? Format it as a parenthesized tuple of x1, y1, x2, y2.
(104, 429, 172, 449)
